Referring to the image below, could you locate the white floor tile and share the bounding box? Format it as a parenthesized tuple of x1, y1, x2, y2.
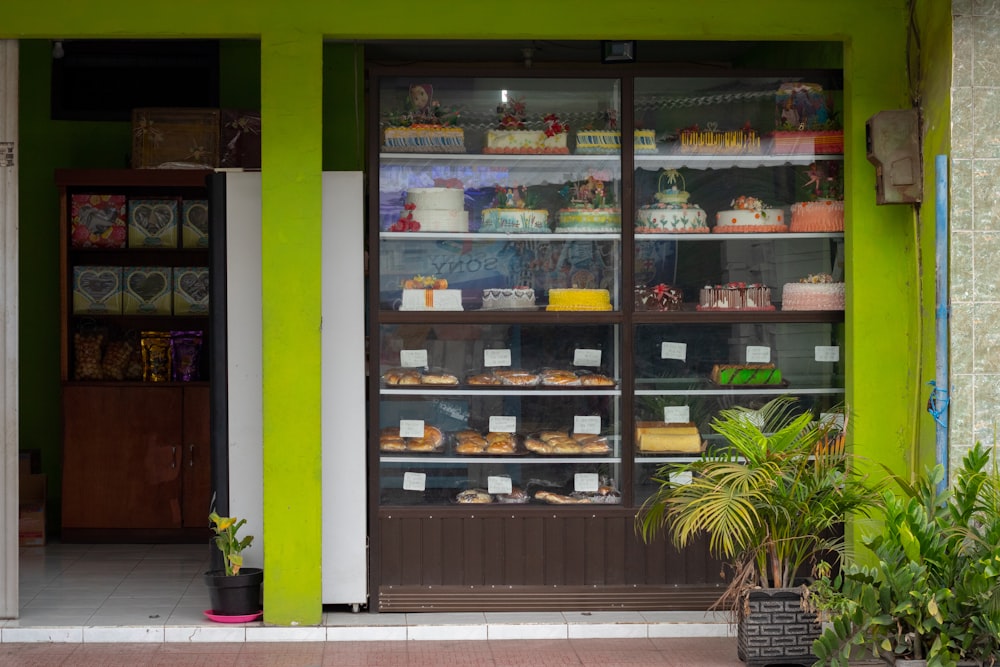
(326, 625, 408, 641)
(648, 622, 733, 638)
(326, 611, 406, 626)
(405, 611, 487, 625)
(2, 626, 84, 642)
(407, 624, 489, 641)
(487, 623, 568, 640)
(165, 625, 247, 642)
(568, 622, 648, 639)
(245, 626, 327, 642)
(83, 626, 164, 642)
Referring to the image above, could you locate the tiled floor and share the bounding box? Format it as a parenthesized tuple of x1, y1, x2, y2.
(2, 543, 735, 653)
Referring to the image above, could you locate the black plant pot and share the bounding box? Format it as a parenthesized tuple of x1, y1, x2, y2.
(737, 587, 820, 667)
(203, 567, 263, 616)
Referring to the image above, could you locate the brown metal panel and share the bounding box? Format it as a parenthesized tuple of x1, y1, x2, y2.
(521, 515, 546, 586)
(482, 516, 505, 583)
(562, 515, 587, 585)
(440, 516, 466, 586)
(400, 517, 424, 584)
(378, 516, 403, 585)
(583, 514, 607, 585)
(602, 515, 628, 586)
(502, 512, 525, 584)
(542, 514, 565, 585)
(421, 515, 443, 585)
(461, 514, 485, 584)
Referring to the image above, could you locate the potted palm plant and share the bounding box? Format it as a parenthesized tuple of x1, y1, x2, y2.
(203, 511, 263, 618)
(637, 396, 882, 666)
(810, 442, 1000, 667)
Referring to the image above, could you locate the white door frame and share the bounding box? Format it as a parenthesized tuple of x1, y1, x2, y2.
(0, 39, 20, 620)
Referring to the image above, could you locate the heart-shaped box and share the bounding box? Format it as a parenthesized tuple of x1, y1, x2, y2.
(129, 199, 178, 247)
(73, 266, 122, 314)
(123, 266, 173, 315)
(173, 267, 209, 315)
(182, 200, 209, 248)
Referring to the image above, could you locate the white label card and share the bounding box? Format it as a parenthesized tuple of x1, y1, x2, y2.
(746, 346, 771, 363)
(574, 415, 602, 435)
(661, 342, 687, 361)
(489, 416, 517, 433)
(402, 472, 426, 491)
(573, 348, 602, 367)
(400, 349, 428, 368)
(399, 419, 425, 438)
(487, 476, 513, 495)
(815, 346, 840, 362)
(484, 349, 512, 367)
(574, 473, 600, 493)
(663, 406, 690, 424)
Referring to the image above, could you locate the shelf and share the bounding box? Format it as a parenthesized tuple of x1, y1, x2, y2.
(631, 310, 844, 324)
(635, 152, 843, 170)
(379, 310, 624, 325)
(634, 387, 845, 397)
(380, 153, 620, 164)
(381, 231, 621, 242)
(635, 232, 843, 241)
(381, 455, 622, 464)
(381, 387, 621, 397)
(55, 168, 213, 189)
(380, 153, 843, 168)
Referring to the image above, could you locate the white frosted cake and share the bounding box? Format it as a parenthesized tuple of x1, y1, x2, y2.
(636, 169, 709, 233)
(403, 187, 468, 232)
(484, 130, 569, 154)
(480, 208, 549, 233)
(481, 287, 536, 310)
(714, 196, 787, 233)
(782, 274, 845, 310)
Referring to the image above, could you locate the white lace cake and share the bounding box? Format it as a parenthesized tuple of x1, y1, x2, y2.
(574, 130, 657, 154)
(480, 208, 549, 233)
(404, 187, 468, 232)
(781, 274, 845, 310)
(481, 287, 536, 310)
(714, 196, 787, 233)
(636, 169, 709, 233)
(484, 130, 569, 154)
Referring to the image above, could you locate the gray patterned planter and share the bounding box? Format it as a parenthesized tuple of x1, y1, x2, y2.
(737, 587, 821, 666)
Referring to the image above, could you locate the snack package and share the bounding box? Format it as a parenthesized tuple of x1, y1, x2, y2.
(101, 338, 134, 381)
(73, 330, 104, 380)
(140, 331, 172, 382)
(171, 330, 203, 382)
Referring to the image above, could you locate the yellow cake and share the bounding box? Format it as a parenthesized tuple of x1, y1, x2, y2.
(545, 288, 613, 311)
(635, 422, 704, 453)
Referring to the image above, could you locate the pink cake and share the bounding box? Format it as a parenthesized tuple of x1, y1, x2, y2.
(696, 283, 775, 311)
(790, 200, 844, 232)
(781, 274, 845, 311)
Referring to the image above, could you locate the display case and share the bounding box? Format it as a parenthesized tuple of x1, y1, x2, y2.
(369, 69, 845, 611)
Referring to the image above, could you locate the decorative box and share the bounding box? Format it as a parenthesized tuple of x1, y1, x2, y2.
(128, 199, 178, 248)
(73, 266, 122, 314)
(123, 266, 173, 315)
(220, 109, 261, 168)
(173, 267, 209, 315)
(182, 199, 210, 248)
(70, 194, 127, 248)
(131, 107, 221, 169)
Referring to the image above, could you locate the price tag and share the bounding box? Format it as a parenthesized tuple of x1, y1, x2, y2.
(573, 348, 602, 367)
(671, 471, 693, 486)
(746, 346, 771, 363)
(661, 342, 687, 361)
(399, 419, 425, 438)
(484, 349, 512, 367)
(400, 349, 428, 368)
(574, 415, 602, 435)
(574, 473, 600, 493)
(489, 416, 517, 433)
(402, 472, 426, 491)
(663, 406, 690, 424)
(487, 476, 513, 495)
(815, 346, 840, 362)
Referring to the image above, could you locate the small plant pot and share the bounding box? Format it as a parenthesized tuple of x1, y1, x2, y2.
(203, 567, 263, 616)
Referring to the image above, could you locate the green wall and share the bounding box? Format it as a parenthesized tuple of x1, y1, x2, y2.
(4, 0, 917, 626)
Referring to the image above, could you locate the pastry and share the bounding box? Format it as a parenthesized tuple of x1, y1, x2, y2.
(524, 437, 550, 454)
(456, 489, 493, 504)
(423, 425, 444, 446)
(379, 436, 406, 452)
(421, 372, 459, 385)
(550, 440, 582, 454)
(466, 372, 502, 386)
(455, 440, 487, 454)
(397, 371, 422, 385)
(495, 369, 540, 386)
(535, 490, 589, 504)
(486, 438, 517, 454)
(538, 430, 569, 442)
(581, 440, 611, 454)
(496, 487, 529, 503)
(540, 369, 580, 386)
(407, 437, 438, 452)
(580, 373, 615, 387)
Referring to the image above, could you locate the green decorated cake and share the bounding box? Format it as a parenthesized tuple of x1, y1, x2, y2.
(711, 363, 783, 386)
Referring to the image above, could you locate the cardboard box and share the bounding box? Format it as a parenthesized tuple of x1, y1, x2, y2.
(182, 199, 209, 248)
(128, 198, 179, 248)
(173, 267, 209, 315)
(73, 265, 122, 314)
(70, 194, 127, 248)
(132, 107, 221, 169)
(123, 266, 173, 315)
(19, 473, 46, 547)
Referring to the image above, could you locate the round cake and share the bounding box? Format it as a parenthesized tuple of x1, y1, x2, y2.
(634, 284, 683, 311)
(781, 274, 845, 311)
(401, 187, 468, 232)
(790, 200, 844, 232)
(481, 287, 536, 310)
(713, 196, 787, 234)
(546, 288, 613, 311)
(555, 208, 621, 233)
(480, 208, 549, 233)
(636, 170, 709, 233)
(696, 283, 774, 311)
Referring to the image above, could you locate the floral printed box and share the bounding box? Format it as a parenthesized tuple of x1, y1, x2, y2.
(131, 108, 220, 169)
(70, 194, 126, 248)
(123, 266, 173, 315)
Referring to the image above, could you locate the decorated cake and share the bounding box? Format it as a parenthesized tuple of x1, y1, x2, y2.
(634, 284, 684, 311)
(782, 273, 845, 311)
(772, 82, 843, 155)
(678, 122, 762, 154)
(696, 283, 774, 311)
(711, 363, 784, 386)
(481, 287, 536, 310)
(483, 97, 569, 154)
(546, 288, 613, 311)
(636, 169, 709, 233)
(555, 176, 620, 233)
(714, 196, 787, 234)
(480, 185, 549, 233)
(790, 162, 844, 232)
(575, 130, 658, 154)
(399, 275, 464, 311)
(636, 422, 703, 453)
(381, 83, 464, 153)
(390, 182, 468, 233)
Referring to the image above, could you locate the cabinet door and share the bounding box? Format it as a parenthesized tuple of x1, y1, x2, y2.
(62, 385, 184, 529)
(181, 385, 212, 528)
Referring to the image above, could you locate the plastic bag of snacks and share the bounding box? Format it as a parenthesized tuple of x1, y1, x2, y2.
(140, 331, 172, 382)
(73, 329, 104, 380)
(101, 338, 134, 381)
(171, 330, 203, 382)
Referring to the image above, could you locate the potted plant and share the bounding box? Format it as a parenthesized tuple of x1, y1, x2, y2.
(637, 396, 882, 666)
(203, 511, 263, 617)
(810, 443, 1000, 667)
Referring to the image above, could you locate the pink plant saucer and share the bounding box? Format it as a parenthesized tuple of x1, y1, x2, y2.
(203, 610, 263, 623)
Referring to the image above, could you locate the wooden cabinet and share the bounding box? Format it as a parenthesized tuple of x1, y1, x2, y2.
(56, 169, 212, 541)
